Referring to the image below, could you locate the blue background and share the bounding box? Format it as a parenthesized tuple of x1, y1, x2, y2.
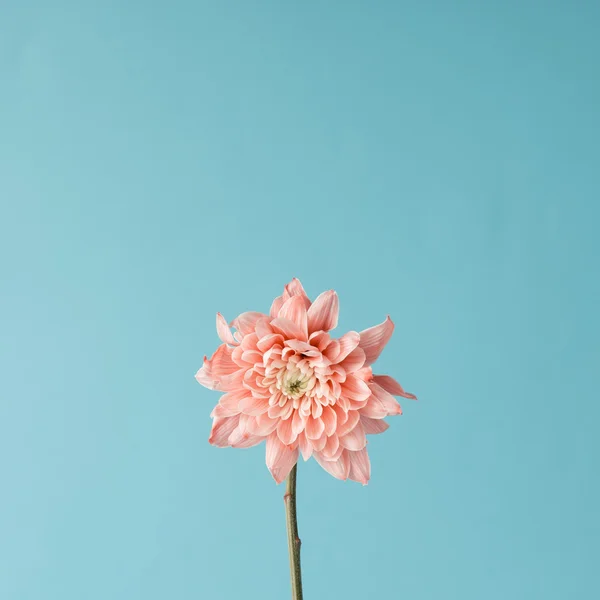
(1, 1, 599, 598)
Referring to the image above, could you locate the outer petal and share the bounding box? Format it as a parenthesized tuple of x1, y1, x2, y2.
(195, 344, 240, 390)
(284, 278, 311, 309)
(270, 278, 311, 317)
(372, 375, 417, 400)
(266, 433, 299, 484)
(370, 382, 403, 416)
(307, 290, 339, 333)
(347, 448, 371, 485)
(339, 346, 366, 374)
(335, 331, 361, 363)
(246, 413, 279, 436)
(271, 317, 308, 342)
(358, 393, 388, 419)
(277, 417, 299, 445)
(360, 415, 390, 434)
(298, 432, 313, 461)
(216, 313, 237, 345)
(314, 451, 350, 481)
(208, 415, 239, 447)
(358, 316, 394, 366)
(238, 395, 270, 416)
(231, 312, 267, 336)
(278, 296, 308, 339)
(228, 426, 263, 448)
(339, 422, 367, 450)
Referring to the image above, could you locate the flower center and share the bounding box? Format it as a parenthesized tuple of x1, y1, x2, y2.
(277, 364, 315, 400)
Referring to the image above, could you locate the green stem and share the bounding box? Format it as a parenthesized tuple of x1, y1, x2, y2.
(284, 464, 303, 600)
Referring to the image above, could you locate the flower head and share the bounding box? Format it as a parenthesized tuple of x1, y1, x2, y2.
(195, 278, 416, 485)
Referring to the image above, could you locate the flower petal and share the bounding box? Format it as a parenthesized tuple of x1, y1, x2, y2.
(321, 405, 337, 436)
(284, 278, 312, 309)
(347, 448, 371, 485)
(208, 415, 239, 447)
(372, 375, 417, 399)
(231, 312, 266, 336)
(228, 426, 263, 448)
(307, 290, 339, 333)
(370, 382, 403, 416)
(195, 345, 240, 390)
(216, 313, 237, 345)
(341, 375, 371, 402)
(360, 415, 390, 434)
(305, 415, 325, 440)
(266, 433, 299, 484)
(238, 395, 270, 416)
(339, 346, 366, 374)
(298, 432, 313, 461)
(314, 450, 350, 480)
(335, 331, 360, 363)
(278, 296, 309, 339)
(339, 422, 367, 450)
(336, 409, 360, 437)
(358, 393, 388, 419)
(277, 417, 298, 445)
(246, 412, 278, 436)
(270, 317, 308, 341)
(358, 316, 394, 366)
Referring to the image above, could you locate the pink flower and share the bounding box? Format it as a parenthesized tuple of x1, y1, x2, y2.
(195, 278, 416, 485)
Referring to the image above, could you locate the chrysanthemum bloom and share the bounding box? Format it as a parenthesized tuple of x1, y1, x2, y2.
(195, 278, 416, 485)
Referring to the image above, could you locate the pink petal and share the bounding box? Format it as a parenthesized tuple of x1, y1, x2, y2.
(257, 333, 284, 352)
(307, 290, 339, 333)
(266, 433, 299, 484)
(311, 432, 328, 452)
(277, 417, 298, 445)
(339, 346, 366, 374)
(228, 426, 263, 448)
(361, 415, 390, 434)
(370, 382, 403, 416)
(195, 345, 241, 390)
(372, 375, 417, 399)
(278, 296, 309, 338)
(347, 448, 371, 485)
(339, 422, 367, 450)
(230, 312, 266, 335)
(354, 366, 373, 381)
(216, 313, 237, 345)
(210, 390, 246, 417)
(314, 451, 350, 480)
(284, 278, 312, 309)
(255, 318, 274, 340)
(336, 409, 360, 437)
(208, 416, 240, 447)
(246, 413, 278, 436)
(215, 369, 246, 392)
(335, 331, 360, 363)
(238, 395, 270, 416)
(305, 415, 325, 440)
(358, 316, 394, 366)
(309, 330, 331, 351)
(291, 409, 307, 435)
(358, 393, 388, 419)
(322, 433, 340, 458)
(270, 295, 285, 318)
(270, 317, 308, 342)
(321, 405, 337, 436)
(285, 339, 321, 357)
(341, 375, 371, 402)
(298, 432, 313, 461)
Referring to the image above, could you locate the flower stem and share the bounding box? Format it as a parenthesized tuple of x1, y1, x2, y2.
(284, 464, 303, 600)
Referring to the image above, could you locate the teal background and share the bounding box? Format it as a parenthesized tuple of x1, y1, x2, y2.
(1, 2, 599, 599)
